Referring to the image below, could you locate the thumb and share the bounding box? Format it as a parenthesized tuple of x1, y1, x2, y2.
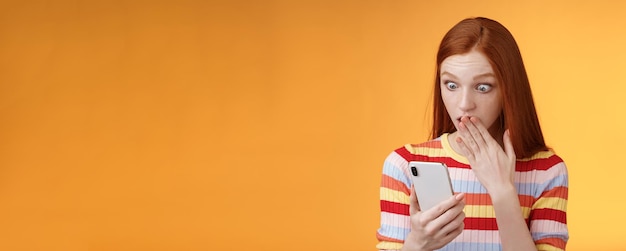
(409, 185, 421, 215)
(503, 129, 516, 161)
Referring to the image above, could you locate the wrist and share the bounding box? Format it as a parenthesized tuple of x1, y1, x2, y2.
(401, 232, 430, 251)
(488, 184, 518, 205)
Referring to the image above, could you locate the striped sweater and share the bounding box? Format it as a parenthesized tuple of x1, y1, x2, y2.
(376, 133, 569, 251)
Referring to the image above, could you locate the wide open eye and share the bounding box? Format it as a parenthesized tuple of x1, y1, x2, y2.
(476, 83, 492, 93)
(445, 81, 458, 90)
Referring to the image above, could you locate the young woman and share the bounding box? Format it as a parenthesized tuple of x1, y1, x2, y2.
(376, 17, 569, 251)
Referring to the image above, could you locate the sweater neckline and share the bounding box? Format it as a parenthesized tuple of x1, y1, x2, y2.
(441, 133, 470, 165)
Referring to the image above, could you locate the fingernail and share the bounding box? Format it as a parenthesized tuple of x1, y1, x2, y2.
(455, 193, 464, 200)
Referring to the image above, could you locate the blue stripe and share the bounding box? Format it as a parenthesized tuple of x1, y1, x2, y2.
(532, 231, 569, 242)
(451, 179, 538, 197)
(451, 179, 487, 194)
(377, 224, 409, 240)
(535, 174, 568, 197)
(382, 158, 411, 187)
(451, 174, 567, 198)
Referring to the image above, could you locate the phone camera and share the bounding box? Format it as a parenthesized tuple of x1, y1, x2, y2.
(410, 166, 418, 176)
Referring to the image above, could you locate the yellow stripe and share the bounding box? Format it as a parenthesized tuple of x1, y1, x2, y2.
(380, 187, 409, 204)
(463, 205, 495, 218)
(521, 206, 532, 217)
(519, 150, 556, 161)
(533, 197, 568, 210)
(440, 134, 469, 164)
(406, 134, 469, 164)
(404, 135, 556, 161)
(464, 205, 532, 218)
(376, 241, 403, 250)
(404, 144, 446, 156)
(536, 243, 564, 251)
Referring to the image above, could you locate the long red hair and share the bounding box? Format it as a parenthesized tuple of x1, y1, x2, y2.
(431, 17, 547, 158)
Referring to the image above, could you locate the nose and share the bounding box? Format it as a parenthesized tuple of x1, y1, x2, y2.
(458, 89, 476, 112)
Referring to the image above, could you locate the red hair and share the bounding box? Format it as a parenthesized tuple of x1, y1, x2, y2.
(431, 17, 547, 158)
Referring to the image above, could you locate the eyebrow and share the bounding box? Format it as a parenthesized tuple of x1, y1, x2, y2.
(441, 71, 495, 81)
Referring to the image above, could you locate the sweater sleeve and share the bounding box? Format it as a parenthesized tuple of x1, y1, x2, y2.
(376, 150, 411, 250)
(529, 158, 569, 251)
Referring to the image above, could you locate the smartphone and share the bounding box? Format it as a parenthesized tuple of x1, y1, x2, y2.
(409, 161, 455, 211)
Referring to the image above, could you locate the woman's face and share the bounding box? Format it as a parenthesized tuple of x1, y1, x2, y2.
(440, 50, 503, 135)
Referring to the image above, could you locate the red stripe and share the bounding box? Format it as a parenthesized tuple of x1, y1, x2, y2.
(426, 154, 563, 172)
(410, 140, 442, 149)
(395, 146, 414, 162)
(380, 200, 409, 216)
(464, 217, 499, 230)
(516, 154, 563, 171)
(540, 186, 568, 200)
(464, 193, 535, 208)
(425, 156, 469, 168)
(536, 237, 566, 249)
(399, 144, 564, 172)
(437, 211, 565, 230)
(409, 154, 470, 169)
(381, 174, 410, 195)
(413, 154, 563, 172)
(531, 208, 567, 224)
(376, 232, 403, 243)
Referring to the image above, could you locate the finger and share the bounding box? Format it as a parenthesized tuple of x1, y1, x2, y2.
(469, 117, 495, 146)
(464, 117, 487, 147)
(436, 208, 465, 239)
(458, 119, 480, 153)
(422, 193, 464, 224)
(409, 185, 421, 215)
(456, 136, 474, 159)
(441, 221, 465, 244)
(503, 129, 516, 161)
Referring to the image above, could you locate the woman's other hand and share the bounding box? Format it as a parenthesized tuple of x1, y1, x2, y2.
(402, 188, 465, 251)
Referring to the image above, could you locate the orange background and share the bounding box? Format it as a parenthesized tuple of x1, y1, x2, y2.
(1, 1, 625, 250)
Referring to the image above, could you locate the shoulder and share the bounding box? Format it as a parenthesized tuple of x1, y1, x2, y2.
(382, 138, 443, 174)
(388, 137, 445, 161)
(517, 149, 568, 173)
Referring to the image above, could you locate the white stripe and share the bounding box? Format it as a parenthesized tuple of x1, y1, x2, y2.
(455, 229, 501, 243)
(531, 162, 568, 185)
(530, 219, 568, 233)
(448, 162, 567, 185)
(380, 212, 410, 228)
(448, 168, 476, 182)
(387, 151, 411, 179)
